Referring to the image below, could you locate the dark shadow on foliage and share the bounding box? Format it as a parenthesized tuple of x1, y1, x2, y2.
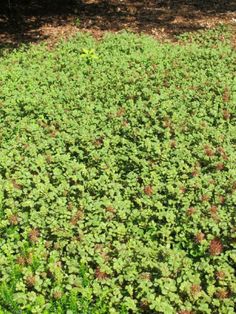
(0, 0, 235, 48)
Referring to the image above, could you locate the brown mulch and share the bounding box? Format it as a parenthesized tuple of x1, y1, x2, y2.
(0, 0, 235, 47)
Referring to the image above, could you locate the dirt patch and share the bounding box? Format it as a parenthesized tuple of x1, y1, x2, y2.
(0, 0, 235, 47)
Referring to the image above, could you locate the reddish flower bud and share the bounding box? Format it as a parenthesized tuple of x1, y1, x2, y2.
(16, 256, 26, 266)
(223, 109, 231, 120)
(53, 291, 63, 300)
(215, 270, 225, 280)
(95, 267, 109, 280)
(222, 87, 230, 103)
(215, 289, 230, 299)
(209, 238, 223, 256)
(195, 232, 205, 244)
(144, 185, 153, 196)
(25, 275, 36, 288)
(29, 228, 40, 243)
(12, 180, 22, 190)
(216, 162, 224, 171)
(106, 206, 116, 213)
(70, 210, 84, 225)
(9, 214, 19, 226)
(201, 194, 210, 202)
(179, 186, 186, 194)
(187, 207, 196, 216)
(210, 205, 218, 214)
(190, 284, 202, 296)
(116, 107, 126, 117)
(217, 195, 225, 204)
(204, 146, 214, 157)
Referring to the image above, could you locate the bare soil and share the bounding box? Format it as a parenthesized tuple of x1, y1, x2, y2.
(0, 0, 235, 47)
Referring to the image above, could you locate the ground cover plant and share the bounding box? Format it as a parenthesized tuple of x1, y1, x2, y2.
(0, 25, 235, 313)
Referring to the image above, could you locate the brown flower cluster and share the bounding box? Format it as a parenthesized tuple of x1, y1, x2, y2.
(29, 228, 40, 243)
(144, 185, 153, 196)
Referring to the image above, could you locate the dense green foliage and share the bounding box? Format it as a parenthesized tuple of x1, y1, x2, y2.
(0, 25, 235, 313)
